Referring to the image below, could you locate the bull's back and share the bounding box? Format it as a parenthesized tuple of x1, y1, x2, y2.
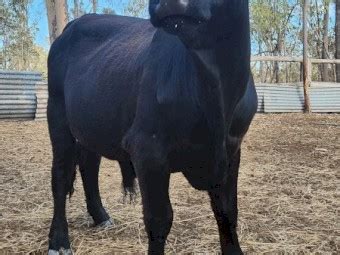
(48, 14, 155, 158)
(49, 14, 154, 94)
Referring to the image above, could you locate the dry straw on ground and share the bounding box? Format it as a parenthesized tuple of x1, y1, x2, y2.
(0, 114, 339, 254)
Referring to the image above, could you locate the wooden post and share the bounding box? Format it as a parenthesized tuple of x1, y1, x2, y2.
(45, 0, 68, 43)
(303, 0, 311, 113)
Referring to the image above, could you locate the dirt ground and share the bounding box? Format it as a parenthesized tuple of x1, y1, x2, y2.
(0, 114, 339, 254)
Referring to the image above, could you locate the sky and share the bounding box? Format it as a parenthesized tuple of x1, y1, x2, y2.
(28, 0, 132, 49)
(28, 1, 336, 52)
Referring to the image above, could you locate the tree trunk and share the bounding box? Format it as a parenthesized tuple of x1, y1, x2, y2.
(273, 34, 283, 83)
(322, 0, 330, 82)
(315, 0, 323, 81)
(336, 0, 340, 82)
(92, 0, 97, 13)
(74, 0, 80, 18)
(259, 43, 264, 83)
(45, 0, 68, 43)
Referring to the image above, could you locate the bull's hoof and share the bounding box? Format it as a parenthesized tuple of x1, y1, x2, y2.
(223, 245, 243, 255)
(97, 218, 114, 228)
(48, 248, 73, 255)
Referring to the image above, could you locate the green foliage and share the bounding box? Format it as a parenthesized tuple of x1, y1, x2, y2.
(0, 0, 41, 71)
(124, 0, 148, 17)
(251, 0, 337, 82)
(251, 0, 301, 55)
(31, 45, 48, 77)
(102, 7, 115, 15)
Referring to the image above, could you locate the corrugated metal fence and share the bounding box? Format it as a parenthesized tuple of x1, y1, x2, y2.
(256, 82, 340, 113)
(0, 70, 45, 120)
(35, 82, 48, 120)
(0, 70, 339, 121)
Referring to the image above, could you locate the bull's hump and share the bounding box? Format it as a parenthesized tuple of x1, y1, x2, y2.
(70, 14, 153, 41)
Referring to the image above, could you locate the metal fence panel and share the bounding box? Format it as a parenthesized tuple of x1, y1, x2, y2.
(1, 70, 340, 120)
(256, 83, 340, 113)
(0, 70, 42, 120)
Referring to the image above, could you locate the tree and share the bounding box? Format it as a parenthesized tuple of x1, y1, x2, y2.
(102, 7, 115, 15)
(31, 45, 48, 76)
(309, 0, 334, 81)
(0, 0, 39, 70)
(251, 0, 300, 83)
(336, 0, 340, 82)
(92, 0, 97, 13)
(250, 0, 336, 83)
(73, 0, 80, 18)
(124, 0, 147, 17)
(45, 0, 68, 43)
(321, 0, 331, 81)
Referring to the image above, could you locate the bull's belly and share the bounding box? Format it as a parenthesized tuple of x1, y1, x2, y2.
(65, 108, 129, 160)
(64, 85, 135, 160)
(70, 124, 125, 160)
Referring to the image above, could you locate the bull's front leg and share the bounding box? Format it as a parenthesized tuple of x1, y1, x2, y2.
(124, 132, 173, 255)
(209, 149, 243, 255)
(137, 165, 172, 254)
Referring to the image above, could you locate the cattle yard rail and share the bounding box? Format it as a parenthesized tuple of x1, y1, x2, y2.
(0, 69, 339, 121)
(252, 56, 340, 65)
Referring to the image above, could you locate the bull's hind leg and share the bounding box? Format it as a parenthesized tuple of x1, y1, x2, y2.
(78, 147, 112, 226)
(119, 160, 136, 201)
(47, 98, 76, 254)
(208, 149, 243, 255)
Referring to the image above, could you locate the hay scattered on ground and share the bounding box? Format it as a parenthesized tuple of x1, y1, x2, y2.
(0, 114, 339, 254)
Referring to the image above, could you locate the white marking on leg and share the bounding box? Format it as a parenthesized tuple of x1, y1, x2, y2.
(48, 248, 73, 255)
(98, 218, 114, 228)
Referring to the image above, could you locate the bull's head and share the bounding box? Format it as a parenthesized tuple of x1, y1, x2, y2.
(149, 0, 249, 49)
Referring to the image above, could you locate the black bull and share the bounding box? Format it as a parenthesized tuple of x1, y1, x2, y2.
(47, 0, 257, 254)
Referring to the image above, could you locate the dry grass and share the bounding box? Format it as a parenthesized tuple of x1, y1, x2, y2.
(0, 114, 339, 254)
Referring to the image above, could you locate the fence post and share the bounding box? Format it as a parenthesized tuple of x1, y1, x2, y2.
(303, 0, 311, 113)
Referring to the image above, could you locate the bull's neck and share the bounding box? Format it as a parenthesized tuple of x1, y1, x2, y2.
(193, 18, 250, 87)
(190, 14, 250, 116)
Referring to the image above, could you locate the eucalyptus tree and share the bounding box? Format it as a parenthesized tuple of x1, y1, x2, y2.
(0, 0, 38, 70)
(336, 0, 340, 81)
(250, 0, 300, 82)
(124, 0, 148, 17)
(45, 0, 68, 43)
